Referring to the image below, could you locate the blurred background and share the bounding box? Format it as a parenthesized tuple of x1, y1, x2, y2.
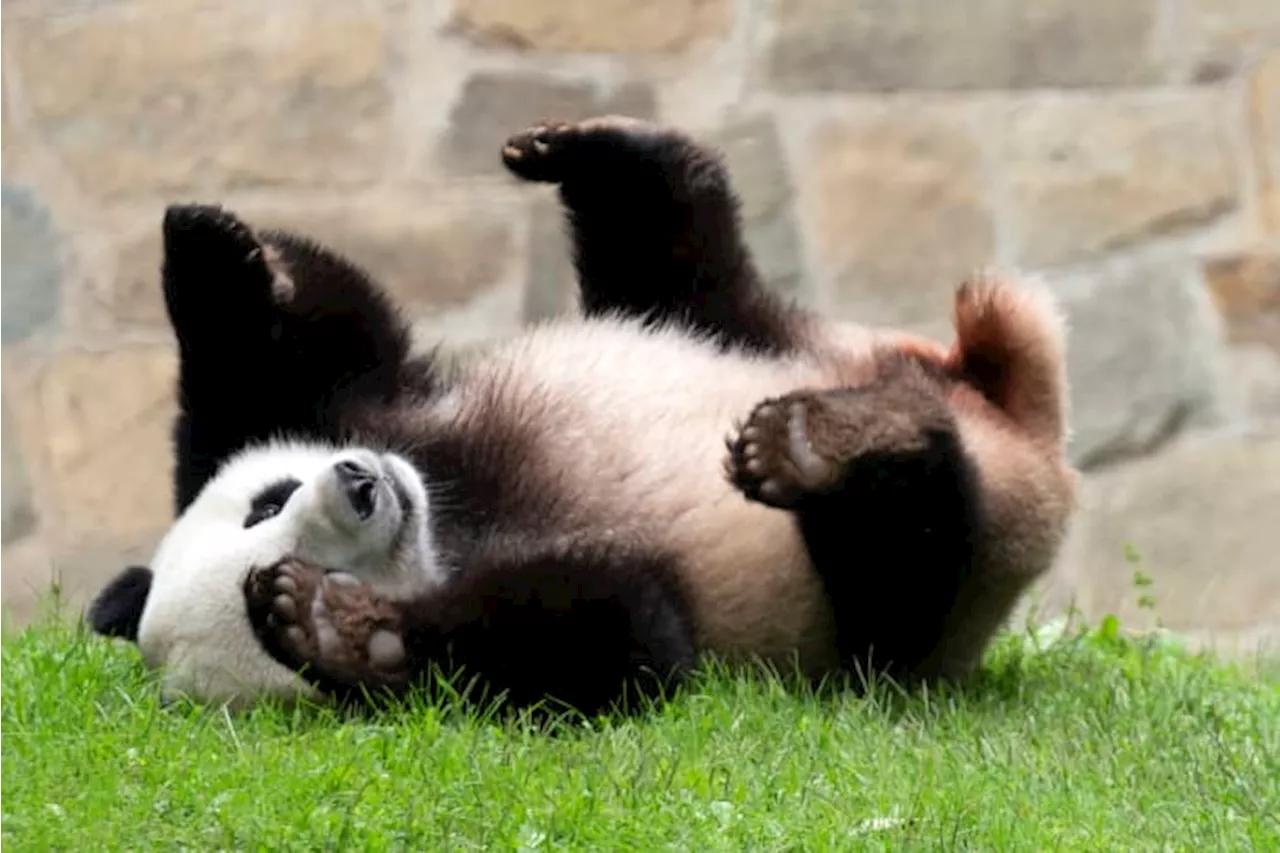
(2, 1, 1277, 658)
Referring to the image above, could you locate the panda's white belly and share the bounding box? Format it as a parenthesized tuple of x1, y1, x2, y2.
(451, 319, 874, 672)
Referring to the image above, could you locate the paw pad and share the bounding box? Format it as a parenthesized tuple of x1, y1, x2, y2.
(725, 395, 840, 509)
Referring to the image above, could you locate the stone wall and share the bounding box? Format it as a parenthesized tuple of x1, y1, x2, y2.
(2, 0, 1278, 650)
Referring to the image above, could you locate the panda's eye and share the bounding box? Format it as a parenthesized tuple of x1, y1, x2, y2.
(244, 478, 302, 528)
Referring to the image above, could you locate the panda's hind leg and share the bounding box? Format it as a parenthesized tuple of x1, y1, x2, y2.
(725, 356, 982, 679)
(501, 117, 803, 355)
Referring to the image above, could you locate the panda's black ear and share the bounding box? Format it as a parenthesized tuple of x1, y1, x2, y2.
(87, 566, 153, 642)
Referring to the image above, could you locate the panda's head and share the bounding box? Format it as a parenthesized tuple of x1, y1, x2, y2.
(87, 439, 444, 708)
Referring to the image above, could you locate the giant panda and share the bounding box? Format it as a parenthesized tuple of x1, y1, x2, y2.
(88, 116, 1077, 715)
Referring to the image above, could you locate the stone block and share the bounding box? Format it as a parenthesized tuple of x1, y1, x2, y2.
(448, 0, 730, 53)
(1252, 53, 1280, 235)
(1054, 254, 1226, 468)
(111, 197, 519, 330)
(10, 2, 393, 198)
(1186, 0, 1280, 81)
(1003, 94, 1239, 268)
(1056, 435, 1280, 634)
(13, 346, 178, 548)
(766, 0, 1162, 93)
(3, 1, 120, 20)
(2, 397, 38, 546)
(438, 73, 657, 176)
(1203, 250, 1280, 351)
(799, 110, 994, 327)
(1, 183, 63, 343)
(0, 538, 54, 627)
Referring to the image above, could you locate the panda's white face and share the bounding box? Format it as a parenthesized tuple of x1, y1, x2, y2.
(134, 440, 445, 708)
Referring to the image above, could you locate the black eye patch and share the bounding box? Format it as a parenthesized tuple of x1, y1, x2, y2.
(244, 478, 302, 528)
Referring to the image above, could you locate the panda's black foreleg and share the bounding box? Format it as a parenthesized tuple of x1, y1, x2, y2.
(501, 117, 802, 355)
(243, 546, 697, 717)
(161, 204, 418, 511)
(724, 356, 983, 681)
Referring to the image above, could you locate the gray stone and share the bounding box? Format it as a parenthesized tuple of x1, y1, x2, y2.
(712, 116, 807, 296)
(1055, 434, 1280, 635)
(438, 74, 657, 176)
(1054, 254, 1226, 469)
(1186, 0, 1280, 81)
(1, 183, 62, 344)
(447, 0, 731, 53)
(1004, 93, 1239, 268)
(1, 397, 38, 545)
(3, 1, 121, 20)
(766, 0, 1162, 93)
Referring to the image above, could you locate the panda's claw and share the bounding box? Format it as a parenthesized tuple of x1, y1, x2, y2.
(244, 558, 410, 698)
(501, 115, 661, 184)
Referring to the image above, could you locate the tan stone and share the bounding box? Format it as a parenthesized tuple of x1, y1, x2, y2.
(9, 2, 393, 198)
(1203, 250, 1280, 351)
(18, 345, 178, 548)
(1004, 94, 1239, 268)
(766, 0, 1162, 92)
(1253, 53, 1280, 235)
(1, 537, 55, 628)
(1186, 0, 1280, 80)
(801, 110, 994, 327)
(2, 396, 38, 545)
(110, 197, 518, 330)
(448, 0, 730, 53)
(1055, 435, 1280, 634)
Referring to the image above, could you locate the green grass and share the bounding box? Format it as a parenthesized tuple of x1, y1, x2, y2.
(3, 611, 1277, 852)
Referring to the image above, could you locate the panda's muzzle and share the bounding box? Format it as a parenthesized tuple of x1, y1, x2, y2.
(334, 459, 378, 520)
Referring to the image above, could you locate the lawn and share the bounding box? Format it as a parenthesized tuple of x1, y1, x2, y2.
(2, 603, 1277, 851)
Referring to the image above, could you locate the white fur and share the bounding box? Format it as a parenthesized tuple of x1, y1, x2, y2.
(135, 440, 440, 708)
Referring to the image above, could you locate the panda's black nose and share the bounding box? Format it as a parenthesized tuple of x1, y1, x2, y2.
(334, 460, 377, 520)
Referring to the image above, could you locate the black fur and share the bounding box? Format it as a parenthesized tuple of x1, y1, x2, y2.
(504, 118, 804, 355)
(796, 419, 980, 683)
(86, 565, 153, 641)
(245, 542, 696, 718)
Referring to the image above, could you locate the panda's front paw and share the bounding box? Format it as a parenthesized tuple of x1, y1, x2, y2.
(501, 115, 659, 184)
(161, 204, 292, 328)
(724, 393, 844, 510)
(244, 559, 408, 691)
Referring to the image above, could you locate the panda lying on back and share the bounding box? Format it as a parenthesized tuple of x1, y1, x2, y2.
(89, 116, 1076, 715)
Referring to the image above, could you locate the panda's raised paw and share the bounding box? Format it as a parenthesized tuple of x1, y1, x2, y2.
(725, 393, 843, 510)
(501, 115, 661, 183)
(243, 559, 408, 689)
